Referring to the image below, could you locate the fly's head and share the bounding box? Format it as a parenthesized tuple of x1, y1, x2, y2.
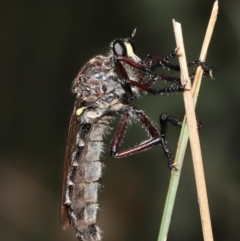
(110, 28, 150, 102)
(111, 28, 142, 64)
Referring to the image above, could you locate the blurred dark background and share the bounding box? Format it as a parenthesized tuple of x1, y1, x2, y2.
(1, 1, 240, 241)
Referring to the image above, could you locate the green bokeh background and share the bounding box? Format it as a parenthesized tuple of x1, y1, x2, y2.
(1, 1, 240, 241)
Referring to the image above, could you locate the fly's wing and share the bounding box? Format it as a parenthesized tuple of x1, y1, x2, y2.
(60, 99, 81, 230)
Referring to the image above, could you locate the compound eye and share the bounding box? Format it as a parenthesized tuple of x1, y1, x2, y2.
(113, 40, 127, 56)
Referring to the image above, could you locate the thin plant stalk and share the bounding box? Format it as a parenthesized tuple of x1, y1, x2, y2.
(157, 2, 218, 241)
(174, 19, 214, 241)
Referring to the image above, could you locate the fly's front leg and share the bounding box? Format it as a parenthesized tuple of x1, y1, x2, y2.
(186, 60, 214, 79)
(114, 55, 152, 74)
(110, 108, 175, 169)
(150, 49, 214, 79)
(150, 49, 179, 71)
(114, 54, 185, 96)
(162, 61, 214, 79)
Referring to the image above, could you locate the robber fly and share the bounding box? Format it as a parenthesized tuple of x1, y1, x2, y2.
(60, 29, 214, 241)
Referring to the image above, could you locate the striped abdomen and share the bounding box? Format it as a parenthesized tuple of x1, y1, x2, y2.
(65, 116, 111, 241)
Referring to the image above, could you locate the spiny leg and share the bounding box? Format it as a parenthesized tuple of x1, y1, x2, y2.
(110, 108, 174, 169)
(150, 49, 178, 71)
(158, 113, 202, 169)
(110, 109, 159, 157)
(114, 56, 185, 97)
(186, 60, 214, 79)
(150, 49, 214, 79)
(115, 48, 214, 80)
(158, 114, 183, 169)
(111, 109, 202, 169)
(114, 52, 212, 97)
(160, 60, 214, 79)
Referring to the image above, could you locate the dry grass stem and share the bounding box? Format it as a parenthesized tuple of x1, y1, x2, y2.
(157, 2, 218, 241)
(172, 19, 214, 241)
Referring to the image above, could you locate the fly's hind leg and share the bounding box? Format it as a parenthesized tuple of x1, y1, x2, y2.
(109, 107, 175, 169)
